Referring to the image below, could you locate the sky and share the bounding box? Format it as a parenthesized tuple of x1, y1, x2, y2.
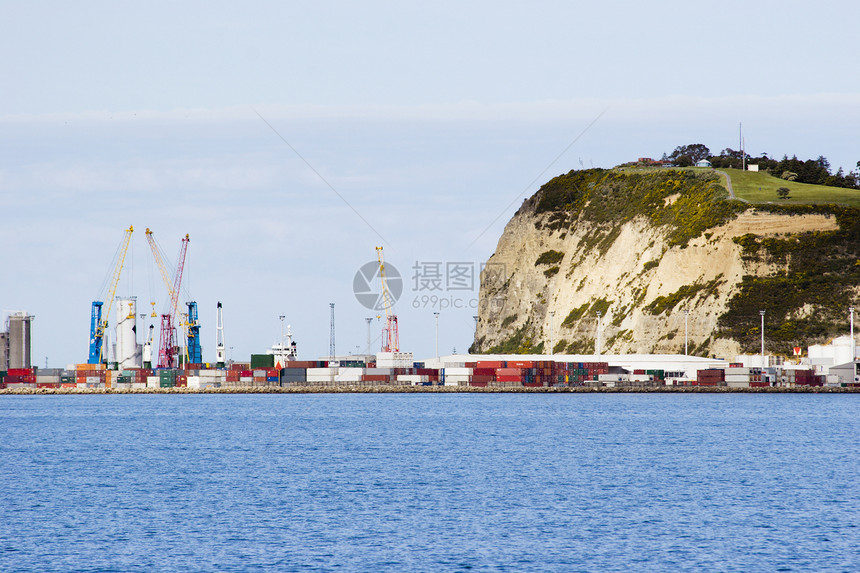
(2, 1, 859, 367)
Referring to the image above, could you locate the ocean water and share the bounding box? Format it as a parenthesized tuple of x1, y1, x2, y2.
(1, 393, 859, 572)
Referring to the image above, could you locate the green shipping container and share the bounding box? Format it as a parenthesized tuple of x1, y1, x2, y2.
(251, 354, 275, 368)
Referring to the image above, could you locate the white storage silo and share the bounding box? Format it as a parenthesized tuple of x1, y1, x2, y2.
(115, 298, 140, 369)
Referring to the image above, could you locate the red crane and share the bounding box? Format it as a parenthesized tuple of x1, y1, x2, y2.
(146, 229, 189, 369)
(376, 247, 399, 352)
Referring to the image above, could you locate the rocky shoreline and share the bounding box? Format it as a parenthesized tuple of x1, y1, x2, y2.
(1, 385, 858, 395)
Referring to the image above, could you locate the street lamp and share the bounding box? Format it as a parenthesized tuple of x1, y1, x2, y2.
(434, 312, 440, 359)
(684, 309, 690, 356)
(760, 310, 766, 368)
(851, 306, 856, 361)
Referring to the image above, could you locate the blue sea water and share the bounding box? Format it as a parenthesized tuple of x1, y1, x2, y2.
(1, 393, 859, 572)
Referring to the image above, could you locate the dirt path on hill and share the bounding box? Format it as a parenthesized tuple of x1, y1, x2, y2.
(715, 169, 746, 202)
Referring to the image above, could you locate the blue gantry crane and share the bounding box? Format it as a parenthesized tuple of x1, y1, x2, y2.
(185, 301, 202, 364)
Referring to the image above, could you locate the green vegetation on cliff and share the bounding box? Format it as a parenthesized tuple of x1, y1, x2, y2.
(530, 168, 744, 251)
(718, 204, 860, 353)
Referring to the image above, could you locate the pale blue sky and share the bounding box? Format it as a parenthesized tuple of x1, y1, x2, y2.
(2, 1, 859, 365)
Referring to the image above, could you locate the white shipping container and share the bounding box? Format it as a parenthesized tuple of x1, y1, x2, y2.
(338, 367, 365, 376)
(598, 373, 627, 382)
(726, 367, 751, 375)
(629, 374, 653, 382)
(186, 376, 201, 388)
(376, 351, 414, 368)
(147, 376, 160, 388)
(132, 382, 146, 389)
(76, 382, 88, 389)
(444, 367, 473, 376)
(725, 374, 751, 383)
(307, 367, 339, 376)
(397, 375, 429, 383)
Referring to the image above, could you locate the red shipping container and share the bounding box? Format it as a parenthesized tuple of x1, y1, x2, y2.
(471, 375, 494, 383)
(476, 361, 506, 368)
(469, 381, 489, 387)
(495, 375, 524, 383)
(509, 361, 535, 368)
(8, 368, 34, 376)
(472, 368, 496, 376)
(496, 368, 526, 375)
(523, 382, 544, 387)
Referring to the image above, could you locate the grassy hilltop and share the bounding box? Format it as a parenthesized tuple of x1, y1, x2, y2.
(723, 168, 860, 207)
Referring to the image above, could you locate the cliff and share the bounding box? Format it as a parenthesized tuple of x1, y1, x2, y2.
(472, 169, 860, 357)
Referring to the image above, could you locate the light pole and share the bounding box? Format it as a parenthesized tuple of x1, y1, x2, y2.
(684, 309, 689, 356)
(549, 311, 555, 355)
(760, 310, 766, 368)
(365, 318, 373, 356)
(434, 312, 440, 359)
(279, 315, 285, 348)
(596, 311, 602, 356)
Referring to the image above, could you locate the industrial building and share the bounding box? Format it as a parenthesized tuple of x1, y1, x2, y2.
(1, 312, 33, 370)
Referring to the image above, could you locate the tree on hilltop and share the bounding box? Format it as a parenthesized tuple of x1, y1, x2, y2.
(668, 143, 711, 166)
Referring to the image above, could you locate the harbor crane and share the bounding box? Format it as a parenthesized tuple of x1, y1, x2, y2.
(145, 229, 194, 368)
(376, 246, 399, 352)
(215, 302, 226, 368)
(88, 225, 134, 364)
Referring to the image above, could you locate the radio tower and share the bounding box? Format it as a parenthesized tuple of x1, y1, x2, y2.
(329, 303, 336, 359)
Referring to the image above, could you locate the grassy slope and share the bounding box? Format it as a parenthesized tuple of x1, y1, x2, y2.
(723, 168, 860, 206)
